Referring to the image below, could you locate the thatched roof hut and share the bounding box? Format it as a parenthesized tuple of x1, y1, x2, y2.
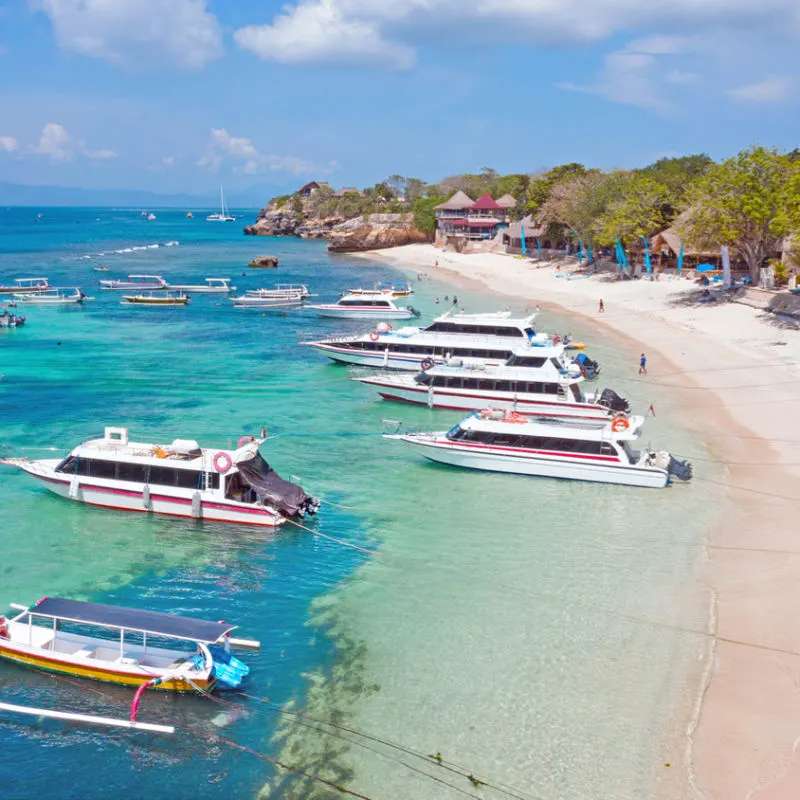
(435, 191, 474, 210)
(495, 194, 518, 209)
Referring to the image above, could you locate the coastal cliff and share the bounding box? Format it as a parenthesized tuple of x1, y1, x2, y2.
(243, 192, 432, 252)
(327, 213, 430, 252)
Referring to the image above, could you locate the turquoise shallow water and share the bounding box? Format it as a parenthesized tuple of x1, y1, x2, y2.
(0, 208, 720, 799)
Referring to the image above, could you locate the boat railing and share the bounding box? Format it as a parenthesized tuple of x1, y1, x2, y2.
(311, 332, 541, 348)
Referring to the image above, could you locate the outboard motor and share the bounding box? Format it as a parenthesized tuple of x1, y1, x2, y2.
(598, 388, 630, 414)
(667, 456, 693, 482)
(407, 306, 422, 318)
(574, 353, 600, 380)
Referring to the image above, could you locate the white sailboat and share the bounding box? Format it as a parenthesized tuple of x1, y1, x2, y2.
(206, 185, 236, 222)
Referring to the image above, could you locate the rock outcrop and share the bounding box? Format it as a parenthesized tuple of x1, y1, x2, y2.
(327, 214, 430, 253)
(243, 199, 344, 238)
(248, 256, 279, 268)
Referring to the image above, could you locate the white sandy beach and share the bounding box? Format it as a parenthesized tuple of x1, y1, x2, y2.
(354, 243, 800, 799)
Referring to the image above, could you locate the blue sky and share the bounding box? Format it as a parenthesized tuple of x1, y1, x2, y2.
(1, 0, 799, 196)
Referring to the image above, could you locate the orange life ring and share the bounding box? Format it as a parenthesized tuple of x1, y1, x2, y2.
(213, 451, 233, 473)
(0, 617, 8, 639)
(611, 417, 629, 433)
(420, 357, 435, 371)
(507, 412, 528, 424)
(369, 330, 380, 341)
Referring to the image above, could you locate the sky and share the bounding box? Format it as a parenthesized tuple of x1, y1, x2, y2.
(0, 0, 799, 197)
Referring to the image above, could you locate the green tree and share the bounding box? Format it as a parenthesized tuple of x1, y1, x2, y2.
(411, 196, 446, 235)
(679, 145, 798, 280)
(593, 175, 669, 246)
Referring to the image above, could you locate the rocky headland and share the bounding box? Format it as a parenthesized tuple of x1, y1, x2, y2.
(243, 193, 431, 252)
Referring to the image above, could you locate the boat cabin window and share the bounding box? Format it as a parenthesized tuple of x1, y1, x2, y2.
(341, 341, 511, 360)
(505, 355, 546, 368)
(55, 457, 220, 489)
(339, 299, 392, 307)
(446, 428, 605, 454)
(424, 322, 525, 337)
(429, 376, 561, 395)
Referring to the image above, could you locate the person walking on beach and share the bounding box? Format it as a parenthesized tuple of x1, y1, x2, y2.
(639, 353, 647, 375)
(598, 298, 605, 313)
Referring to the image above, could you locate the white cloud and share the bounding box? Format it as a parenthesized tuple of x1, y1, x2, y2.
(0, 136, 18, 152)
(665, 69, 698, 85)
(33, 0, 222, 70)
(728, 75, 793, 103)
(233, 0, 800, 69)
(558, 52, 675, 115)
(234, 0, 414, 69)
(25, 122, 116, 163)
(197, 128, 335, 176)
(162, 155, 176, 166)
(29, 122, 72, 162)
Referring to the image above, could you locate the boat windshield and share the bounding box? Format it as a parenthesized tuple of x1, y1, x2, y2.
(445, 423, 463, 440)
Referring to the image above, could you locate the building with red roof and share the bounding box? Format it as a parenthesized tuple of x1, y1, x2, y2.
(435, 191, 513, 245)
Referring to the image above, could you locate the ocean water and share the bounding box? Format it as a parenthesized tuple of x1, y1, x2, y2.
(0, 207, 721, 800)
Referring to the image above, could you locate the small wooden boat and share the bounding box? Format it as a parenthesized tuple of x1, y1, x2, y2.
(15, 288, 86, 305)
(166, 278, 235, 294)
(0, 596, 257, 693)
(0, 277, 49, 295)
(93, 266, 109, 272)
(121, 292, 189, 306)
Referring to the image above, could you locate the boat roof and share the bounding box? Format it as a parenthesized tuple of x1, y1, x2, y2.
(461, 413, 645, 440)
(339, 293, 397, 304)
(431, 309, 537, 327)
(15, 277, 48, 284)
(128, 274, 165, 280)
(26, 597, 236, 643)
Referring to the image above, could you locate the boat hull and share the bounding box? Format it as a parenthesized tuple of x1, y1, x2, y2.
(0, 643, 214, 691)
(12, 460, 284, 527)
(306, 342, 506, 371)
(310, 307, 415, 320)
(400, 437, 668, 488)
(357, 376, 610, 419)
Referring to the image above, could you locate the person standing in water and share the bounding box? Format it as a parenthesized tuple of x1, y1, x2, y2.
(639, 353, 647, 375)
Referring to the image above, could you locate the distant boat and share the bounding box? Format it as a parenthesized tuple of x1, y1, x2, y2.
(206, 185, 235, 222)
(147, 213, 157, 221)
(186, 212, 193, 219)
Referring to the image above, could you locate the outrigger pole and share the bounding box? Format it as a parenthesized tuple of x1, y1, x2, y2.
(0, 700, 174, 734)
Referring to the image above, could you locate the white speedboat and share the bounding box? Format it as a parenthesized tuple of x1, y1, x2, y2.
(166, 278, 236, 294)
(0, 307, 25, 328)
(121, 292, 189, 306)
(307, 293, 420, 320)
(354, 347, 622, 420)
(391, 411, 693, 489)
(0, 277, 50, 295)
(206, 185, 236, 222)
(14, 288, 86, 305)
(1, 426, 320, 527)
(100, 274, 167, 291)
(304, 310, 542, 369)
(147, 213, 157, 221)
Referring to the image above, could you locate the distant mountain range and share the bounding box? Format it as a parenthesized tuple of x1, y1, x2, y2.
(0, 180, 294, 208)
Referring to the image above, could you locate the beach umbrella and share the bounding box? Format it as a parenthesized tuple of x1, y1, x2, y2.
(537, 235, 542, 259)
(520, 225, 527, 256)
(642, 235, 652, 274)
(677, 242, 684, 275)
(696, 263, 714, 273)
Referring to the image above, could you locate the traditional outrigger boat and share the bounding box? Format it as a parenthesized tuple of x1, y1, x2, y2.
(0, 305, 25, 328)
(0, 597, 255, 693)
(0, 277, 50, 295)
(14, 288, 87, 305)
(121, 292, 189, 306)
(344, 282, 414, 297)
(166, 278, 236, 294)
(100, 274, 167, 291)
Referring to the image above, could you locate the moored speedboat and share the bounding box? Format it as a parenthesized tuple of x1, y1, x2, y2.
(121, 292, 189, 306)
(166, 278, 236, 294)
(390, 410, 692, 488)
(304, 309, 542, 369)
(100, 274, 167, 291)
(307, 292, 420, 320)
(354, 346, 620, 419)
(344, 282, 414, 298)
(1, 426, 319, 527)
(0, 306, 25, 327)
(0, 597, 255, 692)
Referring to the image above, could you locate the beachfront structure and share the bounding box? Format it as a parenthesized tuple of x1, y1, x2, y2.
(435, 191, 513, 246)
(333, 187, 365, 198)
(296, 181, 332, 198)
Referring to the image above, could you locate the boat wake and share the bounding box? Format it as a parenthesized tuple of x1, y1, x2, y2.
(63, 242, 180, 261)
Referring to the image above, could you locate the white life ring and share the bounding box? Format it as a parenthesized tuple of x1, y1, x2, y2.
(213, 451, 233, 473)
